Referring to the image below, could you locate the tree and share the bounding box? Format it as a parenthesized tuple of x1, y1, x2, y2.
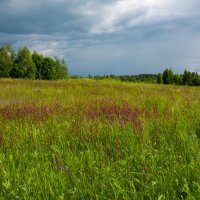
(10, 47, 36, 79)
(162, 68, 174, 84)
(157, 73, 162, 84)
(182, 70, 193, 86)
(32, 53, 69, 80)
(173, 74, 182, 85)
(54, 57, 69, 79)
(41, 57, 56, 80)
(192, 72, 200, 86)
(32, 51, 44, 80)
(0, 44, 15, 77)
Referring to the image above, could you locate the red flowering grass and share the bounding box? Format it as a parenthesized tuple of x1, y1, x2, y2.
(0, 103, 65, 120)
(83, 100, 145, 129)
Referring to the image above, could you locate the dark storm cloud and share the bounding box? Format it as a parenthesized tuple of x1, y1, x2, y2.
(0, 1, 87, 35)
(0, 0, 200, 74)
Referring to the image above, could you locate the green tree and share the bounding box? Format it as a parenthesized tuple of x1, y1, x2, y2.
(11, 47, 36, 79)
(0, 44, 15, 77)
(191, 72, 200, 86)
(41, 57, 56, 80)
(32, 53, 69, 80)
(157, 73, 163, 84)
(162, 68, 174, 84)
(173, 74, 182, 85)
(182, 70, 193, 86)
(54, 57, 69, 79)
(32, 51, 44, 80)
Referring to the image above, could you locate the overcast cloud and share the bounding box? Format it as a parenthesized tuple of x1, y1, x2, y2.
(0, 0, 200, 75)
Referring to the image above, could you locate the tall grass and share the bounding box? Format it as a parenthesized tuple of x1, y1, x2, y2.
(0, 78, 200, 199)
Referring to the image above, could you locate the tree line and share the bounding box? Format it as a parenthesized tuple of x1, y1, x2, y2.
(0, 44, 69, 80)
(87, 69, 200, 86)
(1, 44, 200, 86)
(87, 74, 158, 83)
(158, 68, 200, 86)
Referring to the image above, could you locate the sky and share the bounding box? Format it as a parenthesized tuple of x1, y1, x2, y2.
(0, 0, 200, 75)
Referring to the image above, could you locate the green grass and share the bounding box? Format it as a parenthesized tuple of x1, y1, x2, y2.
(0, 78, 200, 199)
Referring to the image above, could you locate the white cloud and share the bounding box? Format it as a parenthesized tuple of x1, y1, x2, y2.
(88, 0, 192, 34)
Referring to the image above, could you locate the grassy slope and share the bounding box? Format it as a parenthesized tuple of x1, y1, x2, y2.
(0, 78, 200, 199)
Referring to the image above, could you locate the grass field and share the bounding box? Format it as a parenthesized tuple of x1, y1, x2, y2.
(0, 78, 200, 199)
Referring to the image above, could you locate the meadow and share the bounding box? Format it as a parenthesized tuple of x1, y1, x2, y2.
(0, 78, 200, 199)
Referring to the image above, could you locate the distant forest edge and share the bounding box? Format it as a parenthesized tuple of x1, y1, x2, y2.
(85, 68, 200, 86)
(0, 44, 200, 86)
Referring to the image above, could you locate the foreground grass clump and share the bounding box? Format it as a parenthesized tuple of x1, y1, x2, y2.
(0, 78, 200, 199)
